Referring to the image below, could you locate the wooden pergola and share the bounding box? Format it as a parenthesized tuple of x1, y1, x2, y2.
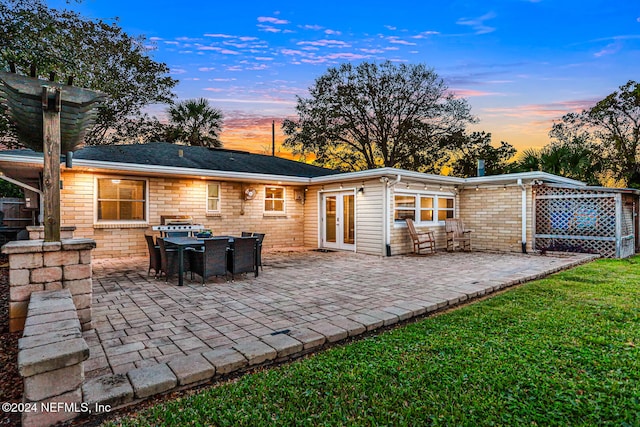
(0, 71, 105, 241)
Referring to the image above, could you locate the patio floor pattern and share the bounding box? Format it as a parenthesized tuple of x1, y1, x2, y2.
(83, 249, 596, 380)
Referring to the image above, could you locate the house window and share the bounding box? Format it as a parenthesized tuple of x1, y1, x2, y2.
(438, 197, 455, 220)
(420, 196, 434, 222)
(394, 195, 416, 221)
(97, 178, 146, 221)
(394, 192, 455, 224)
(265, 186, 285, 213)
(207, 182, 221, 213)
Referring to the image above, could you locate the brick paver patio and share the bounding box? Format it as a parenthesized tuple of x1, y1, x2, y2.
(83, 249, 595, 381)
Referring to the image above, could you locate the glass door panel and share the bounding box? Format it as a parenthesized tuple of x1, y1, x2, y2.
(322, 192, 355, 250)
(325, 195, 337, 243)
(343, 195, 355, 245)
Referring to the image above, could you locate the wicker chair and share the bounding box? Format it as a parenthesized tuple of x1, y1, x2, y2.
(240, 232, 265, 271)
(157, 238, 189, 282)
(144, 234, 161, 277)
(445, 218, 473, 251)
(405, 218, 436, 254)
(253, 233, 265, 271)
(189, 238, 229, 285)
(228, 236, 257, 280)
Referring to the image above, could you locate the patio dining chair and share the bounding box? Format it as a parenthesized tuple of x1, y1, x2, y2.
(445, 218, 473, 251)
(144, 234, 161, 277)
(228, 236, 258, 280)
(157, 238, 190, 282)
(253, 232, 265, 271)
(405, 218, 436, 255)
(189, 237, 229, 285)
(241, 232, 265, 271)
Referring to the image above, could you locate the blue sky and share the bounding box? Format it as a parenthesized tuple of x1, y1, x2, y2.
(51, 0, 640, 155)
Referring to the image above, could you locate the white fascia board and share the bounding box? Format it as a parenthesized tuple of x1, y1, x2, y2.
(0, 153, 45, 165)
(310, 167, 465, 185)
(72, 159, 312, 184)
(464, 172, 586, 187)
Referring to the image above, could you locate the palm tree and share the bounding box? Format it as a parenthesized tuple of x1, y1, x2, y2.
(511, 143, 603, 185)
(167, 98, 224, 148)
(511, 148, 541, 172)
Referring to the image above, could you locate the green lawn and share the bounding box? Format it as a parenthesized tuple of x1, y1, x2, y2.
(106, 257, 640, 426)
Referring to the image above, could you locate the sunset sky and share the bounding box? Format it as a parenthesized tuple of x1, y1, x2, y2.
(51, 0, 639, 157)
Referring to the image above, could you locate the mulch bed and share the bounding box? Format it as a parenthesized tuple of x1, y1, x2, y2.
(0, 254, 21, 426)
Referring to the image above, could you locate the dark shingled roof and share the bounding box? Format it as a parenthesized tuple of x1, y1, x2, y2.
(65, 142, 340, 178)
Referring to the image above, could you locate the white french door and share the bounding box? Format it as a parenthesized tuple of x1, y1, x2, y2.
(321, 191, 355, 250)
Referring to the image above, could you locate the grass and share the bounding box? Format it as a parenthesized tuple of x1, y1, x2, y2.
(105, 257, 640, 426)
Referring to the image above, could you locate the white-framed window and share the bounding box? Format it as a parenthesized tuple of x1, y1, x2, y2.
(264, 186, 285, 213)
(96, 177, 147, 222)
(394, 192, 455, 225)
(206, 182, 221, 213)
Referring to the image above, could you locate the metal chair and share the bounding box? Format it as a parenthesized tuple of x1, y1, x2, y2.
(189, 238, 229, 285)
(228, 236, 257, 280)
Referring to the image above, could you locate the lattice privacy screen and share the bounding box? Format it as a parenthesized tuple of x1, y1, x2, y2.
(534, 185, 635, 258)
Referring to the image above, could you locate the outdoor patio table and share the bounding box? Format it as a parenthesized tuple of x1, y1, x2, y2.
(163, 236, 206, 286)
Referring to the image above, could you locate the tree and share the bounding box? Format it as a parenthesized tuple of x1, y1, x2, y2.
(0, 0, 177, 149)
(510, 141, 603, 185)
(166, 98, 224, 148)
(445, 131, 516, 177)
(282, 61, 475, 172)
(98, 114, 171, 145)
(550, 80, 640, 187)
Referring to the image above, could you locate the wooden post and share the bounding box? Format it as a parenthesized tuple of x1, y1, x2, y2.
(42, 86, 62, 242)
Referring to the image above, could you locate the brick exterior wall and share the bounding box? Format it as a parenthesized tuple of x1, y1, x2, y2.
(60, 171, 307, 259)
(458, 186, 533, 253)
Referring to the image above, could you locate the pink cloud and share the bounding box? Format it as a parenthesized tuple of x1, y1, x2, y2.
(387, 36, 416, 46)
(281, 49, 307, 56)
(448, 88, 499, 97)
(257, 16, 290, 25)
(483, 99, 598, 119)
(204, 33, 234, 38)
(297, 39, 350, 47)
(257, 25, 281, 33)
(413, 31, 440, 39)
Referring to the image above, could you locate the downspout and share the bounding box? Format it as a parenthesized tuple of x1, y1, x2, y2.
(381, 175, 401, 257)
(518, 178, 527, 253)
(0, 174, 44, 225)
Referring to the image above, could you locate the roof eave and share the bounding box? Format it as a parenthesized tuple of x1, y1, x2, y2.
(309, 168, 465, 185)
(0, 153, 313, 184)
(463, 172, 586, 187)
(71, 159, 313, 184)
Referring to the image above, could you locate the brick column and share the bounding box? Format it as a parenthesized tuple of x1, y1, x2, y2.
(2, 238, 96, 332)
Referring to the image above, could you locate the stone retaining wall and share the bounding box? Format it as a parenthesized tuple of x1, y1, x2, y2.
(2, 238, 96, 332)
(18, 289, 90, 427)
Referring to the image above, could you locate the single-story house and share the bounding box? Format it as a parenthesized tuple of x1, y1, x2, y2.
(0, 142, 636, 258)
